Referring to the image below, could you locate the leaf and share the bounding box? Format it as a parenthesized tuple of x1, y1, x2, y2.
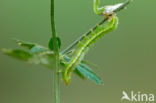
(57, 37, 61, 48)
(2, 49, 33, 61)
(81, 60, 99, 70)
(4, 39, 58, 69)
(77, 64, 103, 85)
(74, 69, 85, 79)
(30, 46, 48, 53)
(15, 39, 35, 49)
(15, 39, 49, 53)
(48, 37, 61, 50)
(2, 48, 55, 68)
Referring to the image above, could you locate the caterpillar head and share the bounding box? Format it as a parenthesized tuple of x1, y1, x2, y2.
(62, 69, 72, 85)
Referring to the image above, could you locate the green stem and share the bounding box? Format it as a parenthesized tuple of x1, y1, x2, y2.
(50, 0, 60, 103)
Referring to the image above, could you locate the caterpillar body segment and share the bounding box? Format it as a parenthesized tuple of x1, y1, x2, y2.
(63, 16, 119, 84)
(62, 42, 87, 85)
(94, 0, 106, 15)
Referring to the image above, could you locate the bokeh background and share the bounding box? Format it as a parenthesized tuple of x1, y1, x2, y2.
(0, 0, 156, 103)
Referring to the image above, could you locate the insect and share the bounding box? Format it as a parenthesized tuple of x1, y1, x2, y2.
(62, 0, 131, 85)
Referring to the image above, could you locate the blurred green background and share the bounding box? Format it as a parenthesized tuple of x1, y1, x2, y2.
(0, 0, 156, 103)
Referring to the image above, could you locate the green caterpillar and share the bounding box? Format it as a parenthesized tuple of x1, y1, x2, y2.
(63, 16, 118, 84)
(62, 0, 131, 85)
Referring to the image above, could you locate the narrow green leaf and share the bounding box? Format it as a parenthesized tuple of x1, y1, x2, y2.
(48, 38, 54, 50)
(30, 46, 48, 53)
(2, 48, 55, 69)
(77, 64, 103, 85)
(15, 39, 49, 53)
(74, 68, 85, 79)
(48, 37, 61, 50)
(15, 39, 35, 49)
(81, 60, 99, 70)
(2, 49, 33, 61)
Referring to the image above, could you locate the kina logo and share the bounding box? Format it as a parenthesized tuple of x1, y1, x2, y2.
(121, 91, 154, 102)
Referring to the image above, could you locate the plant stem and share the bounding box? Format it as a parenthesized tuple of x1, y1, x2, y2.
(50, 0, 60, 103)
(61, 0, 132, 54)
